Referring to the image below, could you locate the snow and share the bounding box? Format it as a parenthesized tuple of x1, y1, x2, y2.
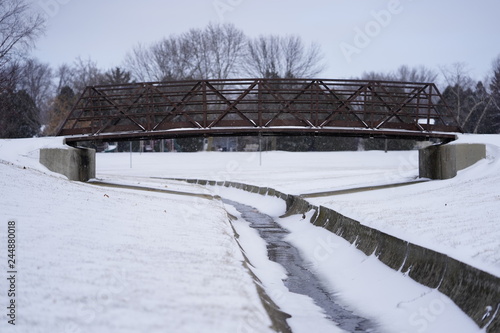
(306, 136, 500, 277)
(97, 134, 500, 278)
(0, 139, 274, 333)
(0, 133, 498, 332)
(225, 203, 346, 333)
(279, 210, 481, 333)
(217, 187, 483, 333)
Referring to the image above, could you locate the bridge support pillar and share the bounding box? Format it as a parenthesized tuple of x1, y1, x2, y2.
(40, 146, 96, 182)
(419, 143, 486, 179)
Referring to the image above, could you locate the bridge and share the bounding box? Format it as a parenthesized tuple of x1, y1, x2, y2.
(57, 78, 461, 144)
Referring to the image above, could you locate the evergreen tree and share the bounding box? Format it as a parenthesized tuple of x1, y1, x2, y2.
(101, 67, 132, 85)
(44, 86, 76, 135)
(0, 90, 40, 138)
(489, 60, 500, 133)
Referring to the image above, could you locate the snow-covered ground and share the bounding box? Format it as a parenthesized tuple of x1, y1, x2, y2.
(307, 135, 500, 278)
(222, 187, 483, 333)
(0, 138, 273, 333)
(0, 134, 498, 332)
(98, 134, 500, 278)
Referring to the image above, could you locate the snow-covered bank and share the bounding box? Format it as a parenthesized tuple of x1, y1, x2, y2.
(98, 134, 500, 278)
(1, 133, 498, 332)
(308, 135, 500, 277)
(225, 201, 347, 333)
(219, 187, 482, 333)
(0, 139, 274, 333)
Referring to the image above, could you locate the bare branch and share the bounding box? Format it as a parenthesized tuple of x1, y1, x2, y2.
(244, 35, 325, 78)
(0, 0, 45, 69)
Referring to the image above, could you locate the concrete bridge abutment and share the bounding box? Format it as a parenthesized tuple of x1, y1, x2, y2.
(40, 145, 96, 182)
(38, 141, 484, 183)
(419, 143, 486, 179)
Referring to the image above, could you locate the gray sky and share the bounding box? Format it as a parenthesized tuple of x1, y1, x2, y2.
(29, 0, 500, 83)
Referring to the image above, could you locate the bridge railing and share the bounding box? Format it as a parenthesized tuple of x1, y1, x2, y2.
(57, 78, 462, 141)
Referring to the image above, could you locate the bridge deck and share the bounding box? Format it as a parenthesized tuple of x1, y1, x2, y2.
(58, 78, 461, 143)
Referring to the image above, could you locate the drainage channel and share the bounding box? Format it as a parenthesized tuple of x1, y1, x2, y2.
(223, 199, 378, 333)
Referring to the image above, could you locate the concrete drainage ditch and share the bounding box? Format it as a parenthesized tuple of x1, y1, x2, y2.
(225, 198, 377, 332)
(90, 177, 500, 332)
(172, 177, 500, 333)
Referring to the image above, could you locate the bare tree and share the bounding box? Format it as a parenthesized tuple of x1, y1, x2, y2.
(150, 36, 195, 80)
(125, 37, 194, 82)
(0, 0, 45, 69)
(468, 82, 494, 133)
(439, 63, 475, 128)
(244, 35, 282, 78)
(362, 65, 437, 83)
(124, 24, 323, 81)
(181, 23, 246, 79)
(244, 35, 324, 78)
(394, 65, 438, 83)
(124, 43, 156, 82)
(18, 58, 53, 122)
(54, 64, 73, 93)
(125, 23, 246, 81)
(281, 35, 324, 78)
(68, 57, 103, 93)
(438, 62, 500, 133)
(182, 28, 213, 79)
(204, 22, 246, 79)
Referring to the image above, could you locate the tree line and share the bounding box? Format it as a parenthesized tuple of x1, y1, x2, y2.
(1, 0, 499, 142)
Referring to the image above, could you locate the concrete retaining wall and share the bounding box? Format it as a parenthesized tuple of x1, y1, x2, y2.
(178, 178, 500, 332)
(419, 143, 486, 179)
(40, 146, 96, 181)
(455, 143, 487, 171)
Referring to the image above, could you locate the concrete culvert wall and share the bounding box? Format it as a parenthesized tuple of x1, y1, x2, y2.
(402, 243, 448, 289)
(284, 196, 500, 332)
(180, 179, 500, 332)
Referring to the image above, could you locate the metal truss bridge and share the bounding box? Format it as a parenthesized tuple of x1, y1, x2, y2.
(57, 78, 461, 144)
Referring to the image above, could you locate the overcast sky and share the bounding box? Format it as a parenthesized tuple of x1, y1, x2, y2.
(29, 0, 500, 83)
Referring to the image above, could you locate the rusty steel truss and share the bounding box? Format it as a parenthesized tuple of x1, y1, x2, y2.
(58, 78, 461, 143)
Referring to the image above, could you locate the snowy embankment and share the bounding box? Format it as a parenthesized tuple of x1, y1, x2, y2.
(220, 187, 483, 333)
(98, 134, 500, 278)
(1, 134, 498, 332)
(0, 138, 274, 333)
(306, 134, 500, 278)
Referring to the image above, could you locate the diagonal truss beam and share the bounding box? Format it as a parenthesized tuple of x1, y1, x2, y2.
(207, 81, 258, 128)
(91, 87, 147, 134)
(151, 82, 205, 130)
(57, 78, 462, 140)
(261, 80, 315, 127)
(319, 83, 369, 128)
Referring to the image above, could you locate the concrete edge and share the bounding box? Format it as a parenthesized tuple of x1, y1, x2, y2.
(226, 203, 292, 333)
(39, 146, 96, 181)
(175, 177, 500, 332)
